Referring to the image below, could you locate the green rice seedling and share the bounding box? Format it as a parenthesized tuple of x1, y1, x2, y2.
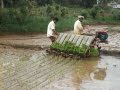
(50, 40, 99, 57)
(89, 48, 99, 57)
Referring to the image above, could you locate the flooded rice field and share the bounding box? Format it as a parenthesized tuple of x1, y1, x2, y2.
(0, 47, 120, 90)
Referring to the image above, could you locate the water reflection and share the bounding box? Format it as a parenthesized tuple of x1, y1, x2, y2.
(43, 55, 120, 90)
(72, 57, 100, 90)
(72, 55, 120, 90)
(91, 68, 106, 80)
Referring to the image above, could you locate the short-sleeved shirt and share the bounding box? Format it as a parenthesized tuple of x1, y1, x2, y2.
(47, 20, 55, 37)
(74, 20, 83, 35)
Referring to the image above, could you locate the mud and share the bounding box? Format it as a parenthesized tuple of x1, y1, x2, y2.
(0, 47, 120, 90)
(43, 55, 120, 90)
(0, 25, 120, 90)
(0, 25, 120, 50)
(0, 33, 51, 49)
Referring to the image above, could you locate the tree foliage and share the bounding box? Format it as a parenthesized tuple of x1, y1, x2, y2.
(1, 0, 98, 8)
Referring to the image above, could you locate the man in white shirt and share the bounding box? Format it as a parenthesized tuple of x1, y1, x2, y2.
(47, 17, 59, 43)
(74, 16, 84, 35)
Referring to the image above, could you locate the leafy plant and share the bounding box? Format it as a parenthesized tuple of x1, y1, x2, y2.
(61, 7, 68, 17)
(90, 5, 101, 19)
(89, 48, 99, 57)
(50, 41, 90, 57)
(90, 8, 98, 19)
(80, 9, 89, 18)
(111, 9, 120, 20)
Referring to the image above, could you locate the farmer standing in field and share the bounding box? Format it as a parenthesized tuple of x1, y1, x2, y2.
(47, 17, 59, 43)
(74, 16, 84, 35)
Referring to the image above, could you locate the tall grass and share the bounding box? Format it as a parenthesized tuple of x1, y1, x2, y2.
(57, 17, 76, 32)
(0, 16, 50, 33)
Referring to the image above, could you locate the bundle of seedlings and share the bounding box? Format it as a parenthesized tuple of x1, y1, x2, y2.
(48, 41, 99, 58)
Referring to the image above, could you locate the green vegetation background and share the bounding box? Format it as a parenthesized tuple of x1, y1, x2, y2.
(0, 0, 120, 33)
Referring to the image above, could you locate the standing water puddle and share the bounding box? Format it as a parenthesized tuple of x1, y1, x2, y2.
(43, 55, 120, 90)
(0, 49, 120, 90)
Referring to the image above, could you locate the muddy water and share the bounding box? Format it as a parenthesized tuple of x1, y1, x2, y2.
(43, 55, 120, 90)
(0, 48, 120, 90)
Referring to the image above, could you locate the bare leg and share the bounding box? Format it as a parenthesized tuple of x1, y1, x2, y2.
(49, 36, 56, 43)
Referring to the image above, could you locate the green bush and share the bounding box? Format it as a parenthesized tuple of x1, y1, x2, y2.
(0, 7, 31, 32)
(61, 7, 68, 17)
(97, 9, 105, 20)
(46, 4, 68, 18)
(1, 5, 120, 33)
(57, 17, 75, 32)
(90, 5, 101, 19)
(90, 8, 97, 19)
(111, 9, 120, 20)
(99, 9, 105, 16)
(46, 5, 61, 18)
(89, 48, 99, 57)
(46, 5, 53, 16)
(80, 9, 89, 18)
(0, 1, 33, 25)
(0, 16, 50, 32)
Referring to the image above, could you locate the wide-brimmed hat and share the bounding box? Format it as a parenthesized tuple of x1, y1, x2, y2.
(78, 15, 84, 19)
